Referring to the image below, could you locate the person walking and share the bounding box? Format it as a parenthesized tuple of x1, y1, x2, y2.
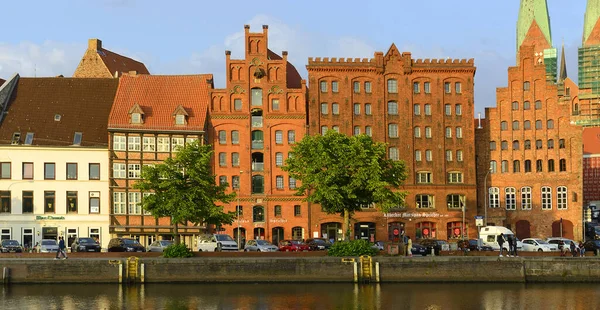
(406, 236, 413, 258)
(55, 236, 68, 260)
(570, 241, 576, 257)
(512, 237, 518, 257)
(579, 241, 586, 257)
(497, 233, 505, 257)
(507, 235, 514, 257)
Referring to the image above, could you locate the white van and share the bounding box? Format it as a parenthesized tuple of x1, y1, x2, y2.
(196, 234, 239, 252)
(479, 226, 523, 251)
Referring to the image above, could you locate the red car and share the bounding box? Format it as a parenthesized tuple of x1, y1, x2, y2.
(278, 240, 310, 252)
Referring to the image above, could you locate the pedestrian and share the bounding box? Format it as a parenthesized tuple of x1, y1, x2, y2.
(559, 240, 566, 257)
(507, 235, 514, 257)
(512, 237, 518, 257)
(406, 236, 413, 258)
(497, 233, 505, 257)
(570, 241, 576, 257)
(34, 242, 40, 253)
(55, 236, 67, 260)
(579, 241, 586, 257)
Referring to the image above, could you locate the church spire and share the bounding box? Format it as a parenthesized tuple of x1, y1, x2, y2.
(516, 0, 552, 52)
(559, 44, 567, 82)
(583, 0, 600, 45)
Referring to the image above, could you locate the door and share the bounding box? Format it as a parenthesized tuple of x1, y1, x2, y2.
(22, 228, 34, 250)
(321, 223, 341, 242)
(66, 228, 78, 249)
(272, 227, 284, 246)
(515, 220, 531, 240)
(254, 228, 265, 240)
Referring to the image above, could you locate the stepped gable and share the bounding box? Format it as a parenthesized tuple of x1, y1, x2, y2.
(74, 39, 150, 78)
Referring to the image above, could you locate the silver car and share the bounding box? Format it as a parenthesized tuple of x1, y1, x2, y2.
(244, 239, 279, 252)
(147, 240, 173, 252)
(40, 239, 59, 253)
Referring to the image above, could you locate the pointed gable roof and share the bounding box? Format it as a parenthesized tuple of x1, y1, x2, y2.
(384, 43, 401, 62)
(583, 0, 600, 45)
(517, 0, 552, 52)
(559, 44, 568, 81)
(74, 39, 150, 78)
(108, 74, 212, 132)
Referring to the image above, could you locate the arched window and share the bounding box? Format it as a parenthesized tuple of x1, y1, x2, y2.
(388, 101, 398, 115)
(501, 121, 508, 131)
(557, 186, 568, 210)
(548, 139, 554, 149)
(505, 187, 516, 210)
(414, 127, 421, 138)
(535, 100, 542, 110)
(251, 175, 264, 194)
(512, 101, 519, 110)
(501, 160, 508, 173)
(524, 120, 531, 130)
(447, 221, 466, 239)
(541, 187, 552, 210)
(292, 227, 304, 240)
(490, 160, 497, 173)
(387, 79, 398, 93)
(513, 140, 520, 150)
(536, 120, 542, 129)
(560, 159, 567, 172)
(523, 101, 531, 110)
(490, 141, 496, 150)
(488, 187, 500, 208)
(253, 206, 264, 222)
(501, 141, 508, 150)
(524, 140, 531, 150)
(521, 187, 532, 210)
(513, 160, 520, 173)
(547, 119, 554, 129)
(512, 121, 519, 130)
(416, 221, 436, 239)
(524, 160, 531, 172)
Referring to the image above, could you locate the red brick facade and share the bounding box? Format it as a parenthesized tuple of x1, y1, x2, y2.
(583, 127, 600, 207)
(306, 45, 477, 242)
(210, 25, 308, 245)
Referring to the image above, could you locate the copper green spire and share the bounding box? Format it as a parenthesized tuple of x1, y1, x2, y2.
(517, 0, 552, 52)
(583, 0, 600, 45)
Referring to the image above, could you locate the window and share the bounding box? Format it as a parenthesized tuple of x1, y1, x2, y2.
(232, 176, 240, 190)
(365, 82, 372, 93)
(219, 176, 227, 186)
(234, 205, 243, 218)
(416, 172, 432, 183)
(388, 124, 398, 138)
(524, 101, 531, 110)
(292, 227, 304, 240)
(66, 163, 77, 180)
(113, 192, 126, 214)
(501, 121, 508, 131)
(541, 186, 552, 210)
(490, 161, 497, 173)
(513, 140, 520, 150)
(289, 177, 297, 189)
(218, 130, 226, 144)
(276, 176, 284, 190)
(388, 101, 398, 115)
(424, 104, 431, 115)
(424, 82, 430, 93)
(22, 191, 33, 213)
(354, 103, 361, 115)
(447, 172, 463, 183)
(44, 191, 55, 213)
(512, 101, 519, 110)
(489, 187, 500, 208)
(547, 119, 554, 129)
(286, 130, 295, 144)
(524, 121, 531, 130)
(413, 82, 420, 93)
(415, 150, 422, 162)
(446, 195, 465, 210)
(275, 130, 283, 144)
(456, 150, 463, 162)
(490, 141, 496, 150)
(505, 187, 516, 210)
(365, 126, 372, 137)
(416, 194, 434, 209)
(113, 163, 126, 178)
(275, 152, 284, 167)
(89, 163, 100, 180)
(414, 127, 421, 138)
(456, 127, 463, 138)
(445, 127, 452, 138)
(71, 132, 83, 146)
(560, 159, 567, 172)
(536, 159, 543, 172)
(445, 104, 452, 116)
(444, 82, 451, 94)
(128, 192, 141, 214)
(455, 104, 462, 115)
(321, 103, 328, 115)
(128, 164, 140, 179)
(354, 81, 360, 93)
(131, 113, 142, 124)
(219, 152, 226, 166)
(425, 150, 432, 162)
(24, 132, 34, 145)
(389, 147, 399, 161)
(559, 139, 565, 149)
(512, 121, 519, 130)
(231, 152, 240, 167)
(501, 141, 508, 150)
(22, 162, 33, 179)
(414, 104, 421, 115)
(0, 191, 10, 213)
(332, 103, 339, 115)
(274, 205, 282, 217)
(172, 137, 185, 151)
(425, 127, 432, 138)
(142, 136, 155, 152)
(501, 160, 508, 173)
(521, 187, 532, 210)
(548, 139, 554, 149)
(387, 79, 398, 93)
(557, 186, 568, 210)
(293, 205, 301, 216)
(523, 81, 530, 91)
(271, 99, 280, 111)
(536, 140, 543, 150)
(332, 81, 338, 93)
(157, 137, 170, 152)
(524, 140, 531, 150)
(175, 114, 185, 125)
(320, 81, 327, 92)
(234, 99, 242, 111)
(455, 82, 462, 93)
(354, 126, 361, 136)
(321, 126, 328, 135)
(535, 100, 542, 110)
(524, 160, 531, 172)
(113, 135, 126, 151)
(127, 136, 141, 151)
(513, 160, 520, 173)
(446, 150, 453, 162)
(251, 88, 263, 106)
(229, 131, 239, 145)
(360, 104, 370, 116)
(67, 191, 77, 213)
(44, 163, 55, 180)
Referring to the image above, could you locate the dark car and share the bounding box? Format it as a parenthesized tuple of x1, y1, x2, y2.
(583, 240, 600, 255)
(306, 238, 332, 251)
(417, 239, 449, 255)
(410, 243, 428, 256)
(71, 237, 101, 252)
(0, 240, 23, 253)
(107, 238, 146, 252)
(457, 239, 493, 251)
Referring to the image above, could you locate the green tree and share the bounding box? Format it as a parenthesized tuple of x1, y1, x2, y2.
(283, 131, 408, 240)
(133, 141, 236, 244)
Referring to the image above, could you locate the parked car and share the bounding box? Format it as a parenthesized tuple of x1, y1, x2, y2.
(197, 234, 239, 252)
(479, 226, 524, 251)
(278, 240, 310, 252)
(107, 238, 146, 252)
(70, 237, 101, 252)
(0, 240, 23, 253)
(546, 237, 577, 252)
(417, 239, 449, 255)
(147, 240, 174, 252)
(306, 238, 332, 251)
(457, 239, 493, 251)
(521, 238, 555, 252)
(39, 239, 59, 253)
(244, 239, 279, 252)
(583, 240, 600, 255)
(411, 243, 428, 256)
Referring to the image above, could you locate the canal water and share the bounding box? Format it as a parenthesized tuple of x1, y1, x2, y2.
(1, 283, 598, 310)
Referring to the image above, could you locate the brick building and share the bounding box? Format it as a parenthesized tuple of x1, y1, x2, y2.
(583, 127, 600, 207)
(107, 73, 213, 247)
(209, 25, 308, 246)
(475, 0, 583, 240)
(73, 39, 150, 78)
(306, 45, 477, 242)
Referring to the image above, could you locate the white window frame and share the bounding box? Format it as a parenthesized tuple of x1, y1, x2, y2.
(365, 126, 372, 137)
(521, 187, 532, 210)
(456, 127, 463, 138)
(172, 137, 185, 151)
(456, 150, 463, 162)
(541, 186, 552, 210)
(113, 163, 126, 178)
(447, 172, 463, 183)
(143, 137, 155, 152)
(388, 124, 399, 138)
(157, 137, 170, 152)
(557, 186, 568, 210)
(128, 192, 141, 215)
(505, 187, 516, 210)
(113, 135, 126, 151)
(425, 127, 432, 138)
(415, 150, 422, 162)
(424, 104, 431, 115)
(389, 147, 399, 161)
(489, 187, 500, 209)
(128, 164, 141, 179)
(425, 150, 432, 162)
(128, 136, 141, 151)
(113, 192, 126, 214)
(416, 172, 432, 183)
(446, 150, 453, 162)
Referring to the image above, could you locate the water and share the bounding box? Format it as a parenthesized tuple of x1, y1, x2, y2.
(1, 283, 599, 310)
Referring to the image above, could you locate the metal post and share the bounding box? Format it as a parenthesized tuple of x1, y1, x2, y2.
(484, 168, 492, 226)
(462, 204, 466, 242)
(237, 170, 243, 250)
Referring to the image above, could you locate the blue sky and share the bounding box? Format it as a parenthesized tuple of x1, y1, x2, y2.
(0, 0, 589, 113)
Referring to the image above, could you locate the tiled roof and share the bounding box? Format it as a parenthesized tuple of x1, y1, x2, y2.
(0, 78, 5, 86)
(98, 47, 150, 77)
(268, 49, 302, 89)
(0, 77, 118, 147)
(583, 127, 600, 155)
(108, 74, 212, 131)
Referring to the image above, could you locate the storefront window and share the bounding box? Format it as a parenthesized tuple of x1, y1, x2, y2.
(446, 221, 466, 239)
(416, 222, 436, 239)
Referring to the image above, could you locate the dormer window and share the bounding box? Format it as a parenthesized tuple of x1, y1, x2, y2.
(172, 105, 189, 125)
(11, 132, 20, 145)
(131, 113, 142, 124)
(128, 103, 145, 124)
(175, 114, 185, 125)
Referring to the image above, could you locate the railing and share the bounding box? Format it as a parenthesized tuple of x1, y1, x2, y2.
(251, 140, 264, 149)
(252, 116, 263, 128)
(252, 162, 264, 171)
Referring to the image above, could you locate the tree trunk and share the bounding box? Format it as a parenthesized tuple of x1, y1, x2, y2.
(174, 221, 180, 245)
(343, 209, 350, 241)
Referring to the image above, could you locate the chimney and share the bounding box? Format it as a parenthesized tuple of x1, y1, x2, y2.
(88, 38, 102, 50)
(262, 24, 268, 35)
(282, 51, 288, 62)
(244, 25, 250, 33)
(477, 113, 482, 129)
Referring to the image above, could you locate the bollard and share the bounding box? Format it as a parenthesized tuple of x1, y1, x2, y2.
(431, 248, 435, 256)
(3, 267, 10, 284)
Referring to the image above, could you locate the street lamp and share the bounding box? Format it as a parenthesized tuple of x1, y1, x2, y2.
(237, 170, 243, 249)
(483, 166, 492, 226)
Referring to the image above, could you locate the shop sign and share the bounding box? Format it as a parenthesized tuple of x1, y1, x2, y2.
(383, 212, 449, 219)
(236, 219, 250, 224)
(36, 216, 66, 220)
(269, 218, 288, 223)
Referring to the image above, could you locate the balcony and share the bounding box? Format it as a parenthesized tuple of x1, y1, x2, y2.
(252, 116, 263, 128)
(251, 140, 264, 150)
(252, 162, 264, 172)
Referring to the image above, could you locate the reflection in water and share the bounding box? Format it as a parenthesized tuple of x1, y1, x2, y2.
(1, 283, 599, 310)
